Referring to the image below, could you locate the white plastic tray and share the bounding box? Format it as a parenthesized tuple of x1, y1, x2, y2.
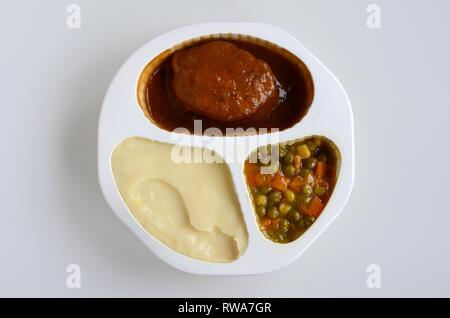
(98, 23, 354, 275)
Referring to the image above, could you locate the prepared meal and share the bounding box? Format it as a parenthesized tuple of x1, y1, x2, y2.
(137, 35, 314, 134)
(244, 137, 339, 243)
(111, 137, 248, 262)
(99, 24, 355, 275)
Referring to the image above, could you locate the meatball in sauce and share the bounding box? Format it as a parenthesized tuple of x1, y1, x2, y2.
(172, 41, 279, 122)
(139, 36, 314, 134)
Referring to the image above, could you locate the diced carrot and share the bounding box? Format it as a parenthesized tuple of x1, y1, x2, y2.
(289, 176, 305, 192)
(246, 173, 258, 187)
(304, 195, 324, 217)
(299, 203, 309, 214)
(271, 172, 288, 191)
(254, 173, 267, 187)
(244, 162, 259, 175)
(247, 172, 271, 187)
(270, 218, 281, 230)
(315, 161, 327, 178)
(260, 217, 272, 229)
(293, 155, 301, 171)
(263, 174, 273, 187)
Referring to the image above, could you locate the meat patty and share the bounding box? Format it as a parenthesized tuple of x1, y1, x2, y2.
(171, 41, 279, 122)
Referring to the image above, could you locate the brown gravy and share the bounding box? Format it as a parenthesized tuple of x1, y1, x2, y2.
(137, 35, 314, 134)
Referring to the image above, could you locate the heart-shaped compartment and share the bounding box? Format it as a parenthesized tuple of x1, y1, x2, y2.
(244, 136, 340, 244)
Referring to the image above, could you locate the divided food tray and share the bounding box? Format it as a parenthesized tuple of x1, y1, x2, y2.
(98, 23, 354, 274)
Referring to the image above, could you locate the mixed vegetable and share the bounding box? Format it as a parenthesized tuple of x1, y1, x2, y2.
(244, 137, 338, 243)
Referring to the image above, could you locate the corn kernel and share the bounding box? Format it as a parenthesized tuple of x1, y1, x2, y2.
(297, 144, 311, 158)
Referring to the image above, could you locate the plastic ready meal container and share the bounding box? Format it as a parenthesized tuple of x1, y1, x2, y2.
(98, 23, 354, 275)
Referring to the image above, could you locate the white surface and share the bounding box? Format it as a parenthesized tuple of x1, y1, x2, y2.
(98, 23, 354, 274)
(1, 0, 449, 296)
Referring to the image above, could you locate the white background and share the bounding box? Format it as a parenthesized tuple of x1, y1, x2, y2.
(1, 0, 449, 297)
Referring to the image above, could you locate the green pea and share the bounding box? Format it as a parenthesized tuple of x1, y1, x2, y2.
(317, 153, 326, 162)
(297, 193, 312, 204)
(278, 145, 287, 158)
(254, 194, 267, 206)
(303, 184, 313, 195)
(256, 206, 266, 217)
(278, 233, 287, 242)
(284, 189, 295, 203)
(287, 145, 296, 154)
(314, 185, 327, 196)
(279, 203, 292, 215)
(259, 186, 271, 195)
(268, 206, 279, 218)
(300, 168, 312, 178)
(250, 186, 258, 195)
(305, 158, 318, 169)
(268, 191, 282, 205)
(283, 164, 296, 177)
(280, 219, 290, 233)
(298, 220, 305, 228)
(283, 152, 294, 164)
(288, 210, 301, 222)
(306, 216, 316, 223)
